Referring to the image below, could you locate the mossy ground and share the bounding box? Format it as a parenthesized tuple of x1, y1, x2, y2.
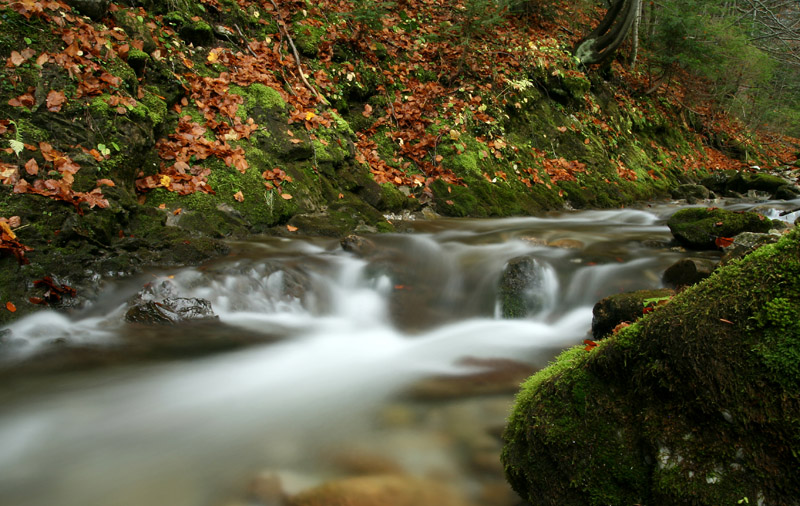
(503, 228, 800, 506)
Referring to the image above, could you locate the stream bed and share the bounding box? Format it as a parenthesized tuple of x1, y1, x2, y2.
(1, 201, 797, 506)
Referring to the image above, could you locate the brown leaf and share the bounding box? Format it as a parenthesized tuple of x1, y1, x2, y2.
(286, 224, 298, 232)
(24, 158, 38, 175)
(96, 179, 115, 187)
(362, 104, 373, 117)
(280, 193, 293, 200)
(8, 50, 26, 67)
(46, 90, 66, 112)
(233, 190, 244, 202)
(556, 126, 567, 133)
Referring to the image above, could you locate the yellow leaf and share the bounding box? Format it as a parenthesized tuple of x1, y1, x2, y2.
(160, 175, 172, 188)
(0, 221, 16, 240)
(305, 111, 316, 121)
(206, 50, 219, 64)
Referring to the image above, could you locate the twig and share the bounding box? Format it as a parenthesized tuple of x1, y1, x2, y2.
(234, 24, 258, 57)
(266, 0, 329, 105)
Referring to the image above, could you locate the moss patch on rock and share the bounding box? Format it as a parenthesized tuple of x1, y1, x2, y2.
(502, 227, 800, 506)
(667, 207, 782, 249)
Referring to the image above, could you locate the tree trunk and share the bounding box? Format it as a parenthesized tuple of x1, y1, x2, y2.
(629, 0, 642, 70)
(573, 0, 641, 67)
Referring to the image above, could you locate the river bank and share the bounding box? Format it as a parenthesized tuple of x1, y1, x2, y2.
(2, 0, 799, 324)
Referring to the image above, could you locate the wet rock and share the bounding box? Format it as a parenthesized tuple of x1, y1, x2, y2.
(285, 475, 472, 506)
(406, 358, 536, 399)
(667, 207, 780, 249)
(125, 297, 217, 324)
(700, 171, 799, 199)
(65, 0, 110, 20)
(720, 231, 781, 265)
(341, 234, 377, 257)
(671, 183, 710, 203)
(591, 288, 674, 339)
(499, 256, 548, 318)
(662, 257, 717, 288)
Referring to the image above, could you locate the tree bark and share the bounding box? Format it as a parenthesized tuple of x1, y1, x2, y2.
(574, 0, 641, 67)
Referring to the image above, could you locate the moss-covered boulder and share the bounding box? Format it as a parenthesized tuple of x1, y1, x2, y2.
(667, 207, 780, 249)
(662, 257, 717, 288)
(502, 228, 800, 506)
(499, 256, 550, 318)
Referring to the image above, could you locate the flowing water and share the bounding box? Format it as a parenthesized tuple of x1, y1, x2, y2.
(1, 202, 797, 506)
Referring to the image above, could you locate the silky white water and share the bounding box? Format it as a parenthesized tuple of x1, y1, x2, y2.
(0, 202, 791, 506)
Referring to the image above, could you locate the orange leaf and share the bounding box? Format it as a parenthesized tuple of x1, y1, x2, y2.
(173, 208, 182, 215)
(286, 224, 298, 232)
(715, 236, 734, 248)
(584, 138, 590, 145)
(96, 179, 115, 187)
(233, 190, 244, 202)
(280, 193, 292, 200)
(158, 203, 166, 209)
(362, 104, 373, 117)
(556, 126, 567, 133)
(338, 193, 344, 199)
(6, 301, 16, 312)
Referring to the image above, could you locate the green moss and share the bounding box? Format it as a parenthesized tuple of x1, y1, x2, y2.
(667, 207, 780, 249)
(293, 25, 326, 57)
(231, 82, 287, 115)
(504, 228, 800, 506)
(138, 89, 168, 128)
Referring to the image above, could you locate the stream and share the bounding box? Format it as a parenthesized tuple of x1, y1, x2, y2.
(1, 202, 797, 506)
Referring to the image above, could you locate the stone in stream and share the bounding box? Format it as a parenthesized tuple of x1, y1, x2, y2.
(662, 257, 717, 288)
(124, 297, 217, 324)
(285, 475, 472, 506)
(591, 288, 674, 339)
(670, 183, 711, 203)
(719, 231, 782, 266)
(499, 256, 548, 318)
(667, 207, 781, 249)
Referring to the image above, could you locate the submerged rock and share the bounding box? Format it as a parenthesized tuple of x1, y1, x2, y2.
(502, 228, 800, 506)
(285, 475, 472, 506)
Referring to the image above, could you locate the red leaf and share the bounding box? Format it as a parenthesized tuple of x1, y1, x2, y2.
(5, 301, 16, 312)
(715, 236, 734, 248)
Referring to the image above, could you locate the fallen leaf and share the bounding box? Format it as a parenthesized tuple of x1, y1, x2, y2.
(46, 90, 66, 112)
(720, 318, 734, 324)
(556, 126, 567, 133)
(584, 138, 590, 144)
(233, 190, 244, 202)
(5, 301, 16, 312)
(286, 224, 298, 232)
(8, 50, 26, 66)
(338, 193, 344, 199)
(173, 208, 182, 215)
(158, 203, 166, 209)
(362, 104, 373, 117)
(280, 193, 293, 200)
(715, 236, 734, 248)
(96, 179, 115, 187)
(24, 158, 39, 175)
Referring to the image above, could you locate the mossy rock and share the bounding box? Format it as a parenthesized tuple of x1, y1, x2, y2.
(667, 207, 779, 249)
(179, 20, 214, 47)
(499, 256, 550, 318)
(503, 228, 800, 506)
(591, 288, 674, 339)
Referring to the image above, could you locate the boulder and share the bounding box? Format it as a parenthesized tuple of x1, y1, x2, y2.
(499, 256, 549, 318)
(667, 207, 779, 249)
(670, 184, 710, 203)
(502, 228, 800, 506)
(591, 288, 674, 339)
(662, 257, 717, 288)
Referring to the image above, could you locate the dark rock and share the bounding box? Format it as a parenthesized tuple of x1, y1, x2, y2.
(125, 297, 217, 324)
(179, 21, 214, 47)
(671, 184, 710, 203)
(591, 288, 674, 339)
(65, 0, 110, 20)
(667, 207, 780, 249)
(774, 184, 800, 200)
(341, 234, 377, 257)
(499, 256, 549, 318)
(662, 257, 717, 288)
